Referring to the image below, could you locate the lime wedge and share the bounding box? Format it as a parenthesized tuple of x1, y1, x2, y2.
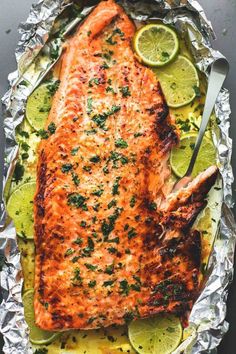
(128, 315, 182, 354)
(154, 55, 199, 107)
(7, 181, 36, 239)
(133, 24, 179, 67)
(26, 82, 58, 130)
(23, 289, 60, 345)
(170, 132, 216, 178)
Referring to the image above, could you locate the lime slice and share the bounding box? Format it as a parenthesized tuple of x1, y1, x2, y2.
(170, 132, 216, 178)
(154, 55, 199, 107)
(7, 181, 36, 239)
(133, 24, 179, 67)
(128, 314, 182, 354)
(23, 289, 60, 345)
(26, 82, 54, 130)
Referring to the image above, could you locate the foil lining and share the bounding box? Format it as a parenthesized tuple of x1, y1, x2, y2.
(0, 0, 235, 353)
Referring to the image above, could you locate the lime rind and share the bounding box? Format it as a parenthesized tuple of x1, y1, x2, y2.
(154, 55, 199, 108)
(7, 181, 36, 239)
(23, 289, 60, 345)
(134, 24, 179, 67)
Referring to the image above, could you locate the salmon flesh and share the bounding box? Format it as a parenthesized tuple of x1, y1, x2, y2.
(34, 0, 218, 330)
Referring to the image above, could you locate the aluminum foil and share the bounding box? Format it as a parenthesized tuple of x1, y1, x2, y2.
(0, 0, 235, 353)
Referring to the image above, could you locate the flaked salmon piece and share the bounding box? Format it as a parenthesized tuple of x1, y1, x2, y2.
(34, 0, 217, 331)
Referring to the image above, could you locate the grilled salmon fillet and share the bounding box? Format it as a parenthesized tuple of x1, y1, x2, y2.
(34, 0, 218, 330)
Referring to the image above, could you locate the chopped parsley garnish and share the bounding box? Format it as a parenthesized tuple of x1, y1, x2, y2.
(101, 207, 123, 238)
(91, 188, 104, 197)
(115, 138, 128, 149)
(89, 78, 100, 87)
(107, 237, 119, 244)
(21, 153, 29, 160)
(72, 172, 80, 186)
(71, 147, 79, 156)
(48, 122, 56, 134)
(106, 28, 124, 45)
(87, 97, 93, 114)
(103, 280, 115, 287)
(13, 162, 24, 183)
(21, 142, 30, 152)
(107, 247, 118, 254)
(80, 221, 87, 228)
(108, 199, 117, 209)
(112, 177, 121, 195)
(83, 165, 92, 172)
(106, 86, 115, 94)
(61, 163, 73, 173)
(130, 195, 136, 208)
(67, 193, 87, 209)
(72, 267, 82, 286)
(92, 105, 121, 129)
(128, 227, 137, 240)
(131, 283, 141, 292)
(18, 130, 29, 139)
(148, 201, 157, 211)
(105, 264, 114, 275)
(134, 132, 143, 138)
(47, 80, 60, 95)
(88, 280, 96, 288)
(73, 237, 83, 245)
(65, 248, 75, 257)
(85, 263, 97, 271)
(109, 151, 129, 167)
(101, 62, 109, 70)
(90, 155, 101, 163)
(119, 280, 129, 295)
(81, 237, 95, 257)
(37, 129, 49, 139)
(119, 86, 131, 98)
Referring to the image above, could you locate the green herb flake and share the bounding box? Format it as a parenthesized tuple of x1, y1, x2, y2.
(107, 247, 118, 254)
(112, 177, 121, 195)
(128, 227, 137, 240)
(72, 172, 80, 186)
(67, 193, 87, 209)
(85, 263, 97, 271)
(87, 97, 93, 114)
(47, 80, 60, 95)
(103, 280, 115, 287)
(119, 280, 130, 295)
(73, 237, 83, 245)
(90, 155, 101, 163)
(61, 163, 73, 173)
(119, 86, 131, 98)
(108, 199, 117, 209)
(130, 195, 136, 208)
(48, 122, 56, 134)
(37, 129, 49, 139)
(105, 264, 114, 275)
(88, 280, 96, 288)
(71, 147, 79, 156)
(115, 138, 128, 149)
(65, 248, 75, 257)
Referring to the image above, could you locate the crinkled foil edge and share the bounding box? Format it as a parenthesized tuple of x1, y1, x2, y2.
(0, 1, 235, 353)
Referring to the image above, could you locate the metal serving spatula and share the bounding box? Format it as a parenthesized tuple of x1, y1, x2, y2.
(173, 57, 229, 191)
